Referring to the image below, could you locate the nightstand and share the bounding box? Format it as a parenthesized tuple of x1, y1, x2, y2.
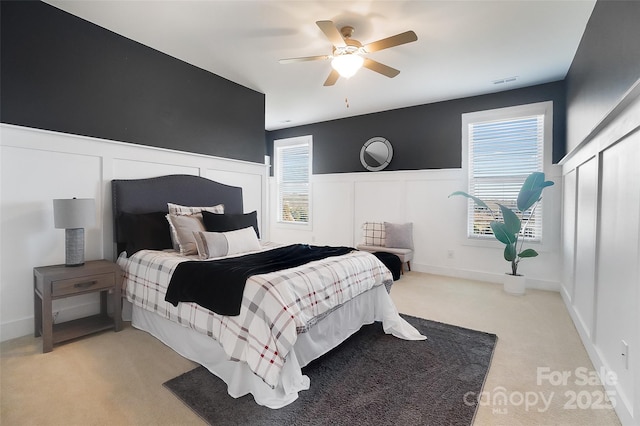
(33, 259, 122, 353)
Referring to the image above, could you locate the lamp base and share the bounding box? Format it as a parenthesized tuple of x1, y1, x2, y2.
(65, 228, 85, 267)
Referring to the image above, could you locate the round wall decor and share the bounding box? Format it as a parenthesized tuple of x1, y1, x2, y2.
(360, 137, 393, 171)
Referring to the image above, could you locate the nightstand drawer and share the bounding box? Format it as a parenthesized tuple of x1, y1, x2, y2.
(51, 273, 115, 297)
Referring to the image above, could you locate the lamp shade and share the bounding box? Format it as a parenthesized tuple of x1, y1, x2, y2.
(53, 198, 96, 229)
(331, 54, 364, 79)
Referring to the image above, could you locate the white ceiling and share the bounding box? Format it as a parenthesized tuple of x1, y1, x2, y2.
(45, 1, 596, 131)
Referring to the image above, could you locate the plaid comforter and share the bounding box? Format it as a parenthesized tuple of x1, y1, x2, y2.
(118, 245, 393, 388)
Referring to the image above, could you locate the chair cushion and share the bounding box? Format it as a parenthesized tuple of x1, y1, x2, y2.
(356, 244, 413, 263)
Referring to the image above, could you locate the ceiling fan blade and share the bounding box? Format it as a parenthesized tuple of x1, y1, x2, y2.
(363, 58, 400, 78)
(316, 20, 346, 48)
(279, 55, 330, 64)
(363, 30, 417, 53)
(323, 69, 340, 86)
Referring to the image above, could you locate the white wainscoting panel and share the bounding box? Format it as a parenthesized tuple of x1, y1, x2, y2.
(311, 181, 354, 247)
(594, 134, 639, 413)
(205, 169, 265, 238)
(0, 124, 267, 342)
(560, 88, 639, 425)
(1, 146, 104, 339)
(405, 177, 465, 273)
(561, 169, 577, 302)
(354, 179, 407, 238)
(572, 156, 599, 339)
(112, 158, 199, 180)
(269, 168, 562, 291)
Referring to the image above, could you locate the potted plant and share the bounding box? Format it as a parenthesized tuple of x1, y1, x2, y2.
(449, 172, 554, 294)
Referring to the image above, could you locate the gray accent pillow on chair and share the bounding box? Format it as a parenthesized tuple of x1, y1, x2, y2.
(384, 222, 413, 249)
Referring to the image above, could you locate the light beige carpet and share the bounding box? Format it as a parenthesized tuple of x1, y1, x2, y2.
(1, 272, 622, 425)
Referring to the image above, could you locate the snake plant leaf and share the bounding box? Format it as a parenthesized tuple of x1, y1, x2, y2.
(504, 243, 517, 261)
(490, 221, 517, 245)
(448, 191, 491, 210)
(498, 204, 521, 235)
(517, 172, 554, 212)
(518, 248, 539, 258)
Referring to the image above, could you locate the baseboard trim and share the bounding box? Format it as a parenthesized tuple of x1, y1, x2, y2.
(0, 316, 34, 342)
(559, 288, 635, 425)
(0, 301, 102, 342)
(412, 263, 560, 292)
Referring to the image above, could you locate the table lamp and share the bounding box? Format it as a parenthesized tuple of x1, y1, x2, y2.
(53, 198, 96, 266)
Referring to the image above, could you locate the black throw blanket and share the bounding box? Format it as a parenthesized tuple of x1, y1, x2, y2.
(165, 244, 354, 316)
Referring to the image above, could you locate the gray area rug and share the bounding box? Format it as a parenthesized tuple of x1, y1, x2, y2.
(163, 314, 497, 426)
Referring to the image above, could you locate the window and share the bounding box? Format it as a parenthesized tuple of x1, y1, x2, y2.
(274, 136, 312, 224)
(462, 102, 552, 241)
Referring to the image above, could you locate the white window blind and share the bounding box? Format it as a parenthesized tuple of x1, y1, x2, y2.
(467, 114, 545, 240)
(275, 136, 311, 224)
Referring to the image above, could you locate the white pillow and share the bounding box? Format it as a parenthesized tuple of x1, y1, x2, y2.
(166, 214, 205, 255)
(362, 222, 386, 246)
(192, 227, 261, 259)
(168, 203, 224, 216)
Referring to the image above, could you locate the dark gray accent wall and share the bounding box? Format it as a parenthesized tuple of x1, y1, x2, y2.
(267, 81, 566, 174)
(1, 1, 266, 164)
(565, 0, 640, 153)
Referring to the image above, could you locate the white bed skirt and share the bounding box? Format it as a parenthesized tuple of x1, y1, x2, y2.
(131, 285, 424, 409)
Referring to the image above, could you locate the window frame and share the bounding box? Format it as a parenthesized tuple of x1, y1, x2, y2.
(273, 135, 313, 228)
(461, 101, 553, 245)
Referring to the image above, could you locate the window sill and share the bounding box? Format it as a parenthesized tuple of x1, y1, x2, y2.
(462, 237, 552, 253)
(275, 221, 312, 231)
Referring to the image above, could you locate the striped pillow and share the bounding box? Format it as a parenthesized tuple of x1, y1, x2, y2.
(166, 203, 224, 251)
(168, 202, 224, 215)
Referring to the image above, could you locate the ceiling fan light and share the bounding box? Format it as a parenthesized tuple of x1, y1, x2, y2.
(331, 54, 364, 79)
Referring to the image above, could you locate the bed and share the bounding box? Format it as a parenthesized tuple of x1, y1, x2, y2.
(112, 174, 425, 409)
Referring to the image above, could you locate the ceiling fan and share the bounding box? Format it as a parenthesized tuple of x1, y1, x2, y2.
(279, 20, 418, 86)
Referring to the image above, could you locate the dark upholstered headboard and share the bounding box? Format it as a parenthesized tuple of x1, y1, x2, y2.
(112, 174, 244, 254)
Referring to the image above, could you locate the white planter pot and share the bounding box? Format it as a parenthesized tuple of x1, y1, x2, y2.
(503, 273, 526, 295)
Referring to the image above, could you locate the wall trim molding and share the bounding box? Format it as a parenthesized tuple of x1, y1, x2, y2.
(1, 124, 268, 342)
(0, 123, 264, 168)
(310, 167, 463, 183)
(414, 262, 560, 292)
